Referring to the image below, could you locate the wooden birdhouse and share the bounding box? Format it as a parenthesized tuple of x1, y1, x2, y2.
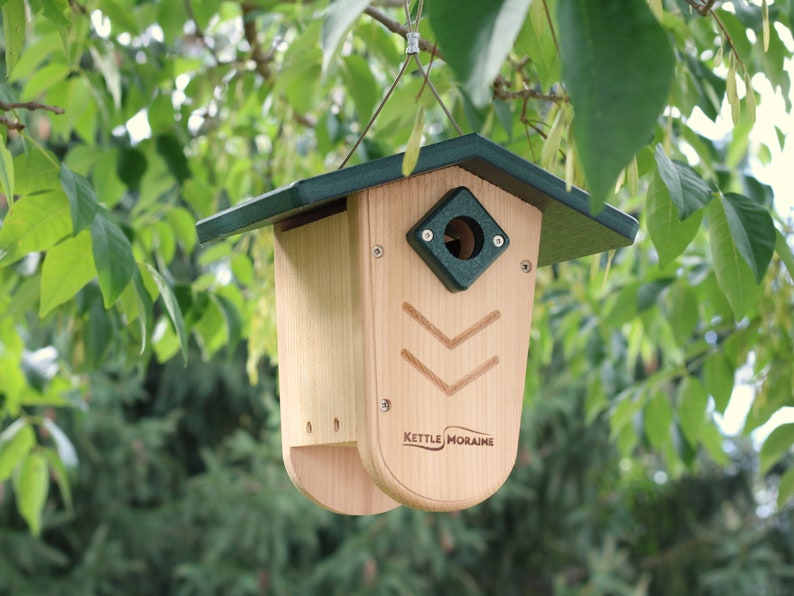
(196, 134, 637, 515)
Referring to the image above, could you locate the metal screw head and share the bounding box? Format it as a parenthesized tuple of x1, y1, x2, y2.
(379, 399, 391, 412)
(493, 235, 505, 248)
(421, 229, 434, 242)
(520, 260, 533, 273)
(372, 245, 384, 258)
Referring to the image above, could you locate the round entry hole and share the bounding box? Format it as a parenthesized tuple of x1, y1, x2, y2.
(443, 217, 483, 261)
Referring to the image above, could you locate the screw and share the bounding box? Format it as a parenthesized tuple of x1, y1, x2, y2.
(421, 229, 434, 242)
(520, 260, 532, 273)
(493, 235, 505, 248)
(372, 245, 384, 258)
(379, 399, 391, 412)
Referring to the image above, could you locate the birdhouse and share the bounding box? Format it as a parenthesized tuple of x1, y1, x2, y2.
(196, 134, 637, 515)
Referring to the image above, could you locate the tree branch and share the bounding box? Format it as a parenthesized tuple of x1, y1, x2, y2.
(242, 2, 275, 81)
(685, 0, 719, 17)
(0, 101, 64, 114)
(363, 6, 445, 61)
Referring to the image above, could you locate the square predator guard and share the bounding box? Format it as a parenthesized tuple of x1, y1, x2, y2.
(196, 134, 638, 515)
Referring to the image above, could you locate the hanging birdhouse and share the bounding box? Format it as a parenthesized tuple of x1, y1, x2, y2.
(196, 134, 638, 515)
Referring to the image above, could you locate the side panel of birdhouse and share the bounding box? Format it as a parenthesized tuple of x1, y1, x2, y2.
(274, 214, 399, 514)
(352, 167, 542, 511)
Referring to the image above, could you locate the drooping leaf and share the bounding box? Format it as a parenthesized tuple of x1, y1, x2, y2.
(775, 228, 794, 280)
(515, 0, 561, 92)
(678, 377, 709, 448)
(155, 134, 190, 184)
(721, 193, 775, 284)
(646, 168, 702, 269)
(702, 352, 735, 413)
(708, 198, 762, 320)
(59, 164, 99, 235)
(90, 210, 136, 308)
(3, 0, 26, 78)
(430, 0, 532, 107)
(779, 468, 794, 508)
(39, 230, 96, 317)
(653, 144, 713, 220)
(14, 450, 49, 536)
(145, 263, 189, 363)
(0, 421, 35, 481)
(320, 0, 372, 72)
(0, 191, 72, 266)
(42, 418, 79, 468)
(132, 267, 154, 355)
(759, 422, 794, 475)
(644, 391, 673, 450)
(666, 282, 699, 343)
(402, 105, 425, 177)
(0, 136, 14, 206)
(41, 447, 72, 510)
(341, 54, 379, 127)
(39, 0, 70, 27)
(558, 0, 674, 210)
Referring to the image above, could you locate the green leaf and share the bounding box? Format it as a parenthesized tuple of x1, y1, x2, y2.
(321, 0, 371, 72)
(702, 352, 735, 413)
(145, 264, 188, 363)
(653, 145, 713, 220)
(776, 229, 794, 280)
(515, 0, 560, 92)
(41, 418, 78, 468)
(39, 231, 96, 317)
(0, 421, 35, 481)
(13, 149, 59, 196)
(666, 282, 699, 343)
(0, 191, 72, 266)
(0, 136, 14, 205)
(155, 134, 190, 184)
(3, 0, 26, 78)
(646, 168, 703, 269)
(700, 422, 729, 466)
(402, 105, 425, 177)
(41, 447, 72, 510)
(39, 0, 70, 27)
(430, 0, 532, 107)
(721, 193, 776, 283)
(558, 0, 674, 209)
(708, 199, 762, 320)
(678, 377, 709, 448)
(778, 467, 794, 508)
(759, 423, 794, 475)
(14, 451, 49, 536)
(132, 267, 153, 355)
(59, 164, 99, 235)
(341, 54, 378, 127)
(90, 210, 136, 308)
(644, 391, 672, 450)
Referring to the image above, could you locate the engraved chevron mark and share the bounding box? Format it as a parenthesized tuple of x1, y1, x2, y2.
(401, 349, 499, 396)
(402, 302, 501, 349)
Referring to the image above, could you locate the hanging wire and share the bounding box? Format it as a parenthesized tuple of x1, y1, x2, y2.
(337, 0, 461, 169)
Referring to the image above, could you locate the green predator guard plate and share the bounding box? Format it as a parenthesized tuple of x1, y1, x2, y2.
(195, 134, 638, 266)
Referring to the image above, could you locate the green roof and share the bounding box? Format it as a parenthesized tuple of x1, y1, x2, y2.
(195, 134, 638, 266)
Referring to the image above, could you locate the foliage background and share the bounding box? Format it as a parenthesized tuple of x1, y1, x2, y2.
(1, 0, 794, 593)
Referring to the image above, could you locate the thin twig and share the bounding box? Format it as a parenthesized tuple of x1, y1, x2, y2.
(0, 116, 25, 131)
(493, 79, 567, 104)
(0, 101, 64, 114)
(711, 11, 747, 71)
